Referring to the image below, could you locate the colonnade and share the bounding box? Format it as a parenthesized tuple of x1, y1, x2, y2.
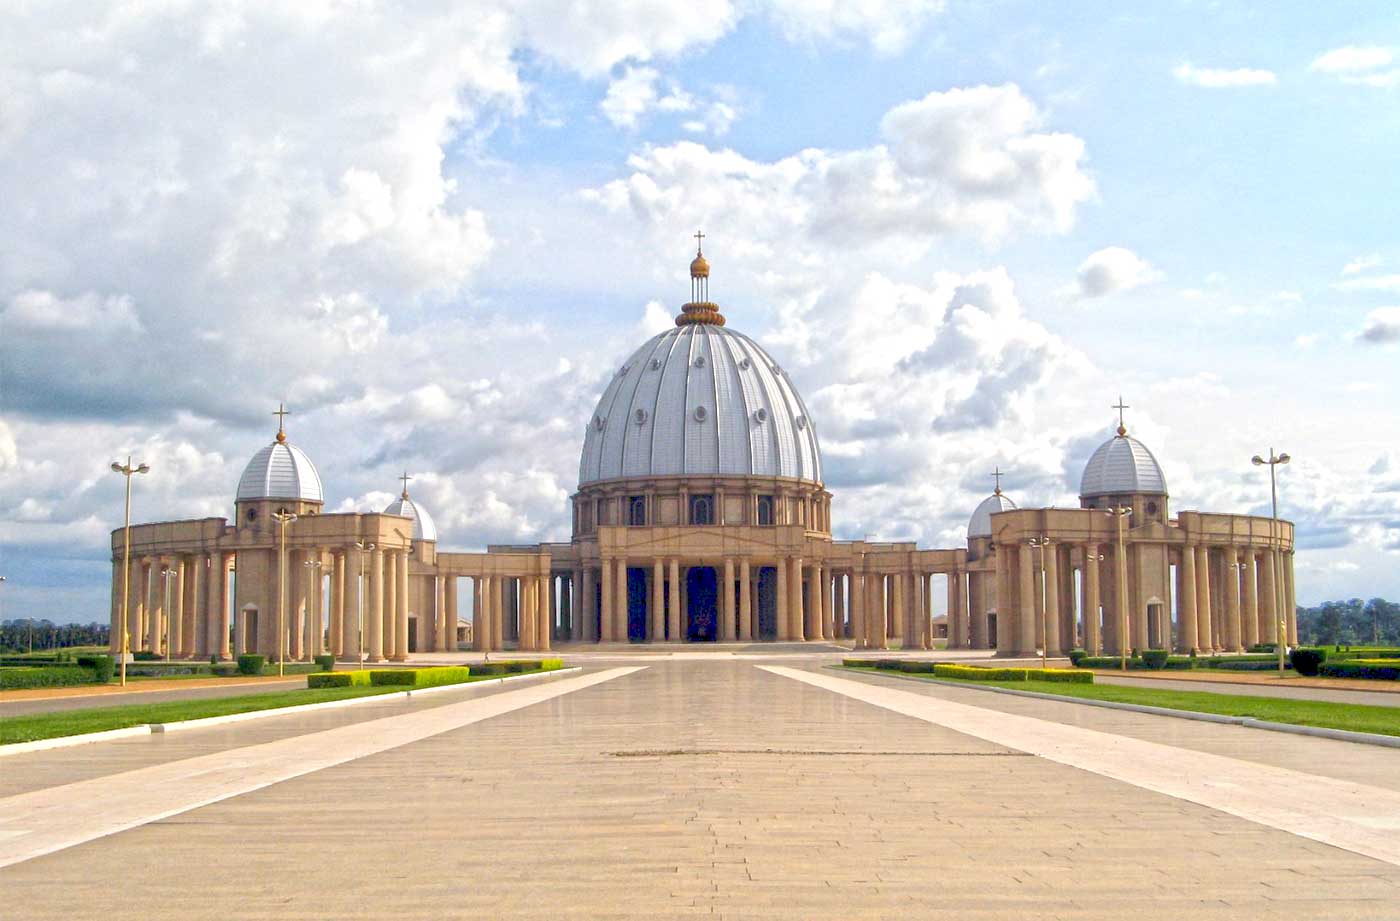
(467, 573, 552, 653)
(110, 551, 233, 660)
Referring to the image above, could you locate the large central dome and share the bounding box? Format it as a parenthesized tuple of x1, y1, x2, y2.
(579, 324, 822, 486)
(579, 243, 821, 487)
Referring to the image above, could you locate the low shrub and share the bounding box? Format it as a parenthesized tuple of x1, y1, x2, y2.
(1325, 648, 1400, 662)
(842, 658, 875, 668)
(932, 664, 1028, 681)
(0, 665, 98, 690)
(470, 663, 507, 676)
(1033, 668, 1094, 684)
(236, 654, 265, 676)
(133, 650, 160, 661)
(368, 669, 417, 686)
(1075, 656, 1126, 669)
(1164, 656, 1196, 670)
(306, 671, 372, 689)
(211, 663, 239, 677)
(1067, 648, 1088, 666)
(1289, 647, 1327, 677)
(1319, 660, 1400, 681)
(314, 654, 336, 672)
(77, 654, 116, 682)
(873, 659, 903, 671)
(538, 658, 564, 671)
(368, 666, 475, 688)
(1210, 660, 1283, 671)
(1141, 649, 1170, 670)
(1248, 643, 1277, 654)
(897, 661, 937, 673)
(505, 662, 531, 674)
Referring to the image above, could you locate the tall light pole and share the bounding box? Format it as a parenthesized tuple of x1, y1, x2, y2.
(1102, 506, 1132, 670)
(272, 509, 298, 677)
(160, 565, 178, 659)
(110, 457, 151, 687)
(1252, 449, 1291, 676)
(1026, 535, 1052, 669)
(354, 539, 374, 670)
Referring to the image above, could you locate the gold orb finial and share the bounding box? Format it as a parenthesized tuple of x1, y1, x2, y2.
(676, 230, 724, 325)
(690, 229, 709, 278)
(273, 403, 290, 443)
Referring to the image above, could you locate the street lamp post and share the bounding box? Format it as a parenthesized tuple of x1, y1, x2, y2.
(1102, 506, 1133, 670)
(1252, 449, 1291, 676)
(110, 457, 151, 687)
(272, 509, 298, 677)
(1026, 536, 1052, 669)
(354, 539, 374, 670)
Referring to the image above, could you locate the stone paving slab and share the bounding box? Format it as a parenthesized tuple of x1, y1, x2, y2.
(2, 661, 1399, 919)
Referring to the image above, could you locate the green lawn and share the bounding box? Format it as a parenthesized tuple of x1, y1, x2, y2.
(1, 669, 551, 745)
(845, 666, 1400, 738)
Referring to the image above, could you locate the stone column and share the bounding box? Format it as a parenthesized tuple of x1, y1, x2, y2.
(775, 559, 790, 641)
(520, 577, 536, 651)
(367, 548, 385, 662)
(329, 553, 344, 657)
(148, 563, 165, 656)
(471, 577, 486, 652)
(723, 558, 736, 641)
(341, 550, 361, 661)
(1237, 552, 1257, 649)
(491, 575, 505, 650)
(1284, 553, 1298, 645)
(1259, 550, 1278, 644)
(821, 567, 835, 640)
(806, 564, 822, 641)
(614, 557, 628, 643)
(832, 572, 847, 640)
(180, 555, 198, 658)
(381, 551, 396, 658)
(891, 572, 906, 649)
(1195, 546, 1213, 651)
(1178, 547, 1198, 653)
(1222, 547, 1243, 653)
(581, 568, 596, 642)
(394, 555, 409, 659)
(445, 576, 459, 652)
(1017, 546, 1036, 655)
(651, 560, 665, 643)
(303, 555, 319, 659)
(109, 559, 123, 654)
(789, 556, 805, 641)
(667, 559, 681, 642)
(540, 574, 553, 652)
(600, 558, 614, 642)
(851, 570, 866, 649)
(1041, 546, 1060, 656)
(1082, 547, 1101, 654)
(872, 574, 889, 650)
(739, 559, 753, 640)
(946, 574, 961, 653)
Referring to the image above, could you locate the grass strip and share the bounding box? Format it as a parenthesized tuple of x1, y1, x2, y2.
(1, 669, 553, 745)
(844, 666, 1400, 738)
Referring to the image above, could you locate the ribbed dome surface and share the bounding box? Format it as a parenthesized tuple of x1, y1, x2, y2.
(383, 495, 437, 542)
(968, 492, 1016, 539)
(579, 324, 822, 486)
(236, 441, 324, 503)
(1080, 434, 1167, 498)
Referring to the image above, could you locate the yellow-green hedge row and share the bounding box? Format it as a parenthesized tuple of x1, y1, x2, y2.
(305, 659, 566, 690)
(932, 664, 1092, 684)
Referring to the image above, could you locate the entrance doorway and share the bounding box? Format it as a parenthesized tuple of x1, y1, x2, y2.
(627, 567, 648, 642)
(756, 567, 778, 640)
(686, 566, 718, 641)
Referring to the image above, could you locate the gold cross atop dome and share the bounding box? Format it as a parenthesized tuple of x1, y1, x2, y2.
(399, 471, 413, 500)
(677, 232, 724, 326)
(991, 466, 1004, 496)
(273, 403, 290, 443)
(1113, 396, 1130, 437)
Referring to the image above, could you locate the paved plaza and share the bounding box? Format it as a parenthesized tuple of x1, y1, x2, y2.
(3, 651, 1399, 919)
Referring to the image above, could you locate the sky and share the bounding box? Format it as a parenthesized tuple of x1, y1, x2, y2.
(1, 1, 1398, 625)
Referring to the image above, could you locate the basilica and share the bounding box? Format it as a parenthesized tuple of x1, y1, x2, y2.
(109, 243, 1298, 662)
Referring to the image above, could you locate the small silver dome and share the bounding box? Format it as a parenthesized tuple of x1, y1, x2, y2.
(968, 492, 1016, 539)
(236, 440, 323, 503)
(579, 324, 822, 486)
(1080, 433, 1167, 498)
(383, 495, 437, 542)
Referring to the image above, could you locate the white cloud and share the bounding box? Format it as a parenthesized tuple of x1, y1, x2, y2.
(1172, 62, 1277, 88)
(600, 67, 740, 135)
(1073, 247, 1163, 298)
(1334, 275, 1400, 293)
(1343, 254, 1383, 275)
(764, 0, 945, 55)
(4, 290, 143, 332)
(1358, 307, 1400, 344)
(1309, 45, 1400, 87)
(587, 84, 1095, 249)
(600, 66, 662, 129)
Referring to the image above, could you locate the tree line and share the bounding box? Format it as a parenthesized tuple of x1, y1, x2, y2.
(1296, 598, 1400, 647)
(0, 619, 110, 654)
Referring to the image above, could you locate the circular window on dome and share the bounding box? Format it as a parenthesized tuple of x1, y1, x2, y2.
(650, 358, 661, 370)
(753, 408, 768, 424)
(616, 363, 630, 377)
(693, 355, 705, 368)
(796, 415, 808, 430)
(738, 357, 751, 370)
(694, 406, 708, 422)
(594, 415, 606, 431)
(634, 408, 648, 425)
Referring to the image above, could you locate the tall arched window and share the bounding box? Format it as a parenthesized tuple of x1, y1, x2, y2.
(628, 496, 647, 527)
(756, 495, 774, 526)
(690, 495, 713, 526)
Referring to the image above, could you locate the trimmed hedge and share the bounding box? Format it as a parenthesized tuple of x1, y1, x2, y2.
(314, 655, 336, 672)
(897, 661, 937, 673)
(1319, 660, 1400, 681)
(1067, 648, 1089, 666)
(236, 654, 265, 676)
(928, 664, 1093, 684)
(369, 666, 474, 688)
(1141, 649, 1169, 670)
(1076, 656, 1128, 669)
(0, 665, 98, 690)
(1289, 647, 1326, 677)
(78, 654, 115, 682)
(306, 670, 373, 689)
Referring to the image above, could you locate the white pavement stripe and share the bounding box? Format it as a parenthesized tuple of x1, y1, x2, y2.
(0, 666, 644, 869)
(762, 665, 1400, 868)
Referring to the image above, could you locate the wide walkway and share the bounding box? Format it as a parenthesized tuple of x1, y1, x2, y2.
(1, 653, 1398, 919)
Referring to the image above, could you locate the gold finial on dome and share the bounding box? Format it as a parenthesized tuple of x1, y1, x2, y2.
(273, 402, 290, 444)
(399, 470, 413, 500)
(676, 231, 726, 326)
(1112, 395, 1130, 437)
(991, 466, 1004, 496)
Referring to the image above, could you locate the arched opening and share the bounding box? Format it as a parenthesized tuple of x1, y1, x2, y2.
(756, 566, 779, 640)
(756, 495, 774, 526)
(686, 566, 718, 641)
